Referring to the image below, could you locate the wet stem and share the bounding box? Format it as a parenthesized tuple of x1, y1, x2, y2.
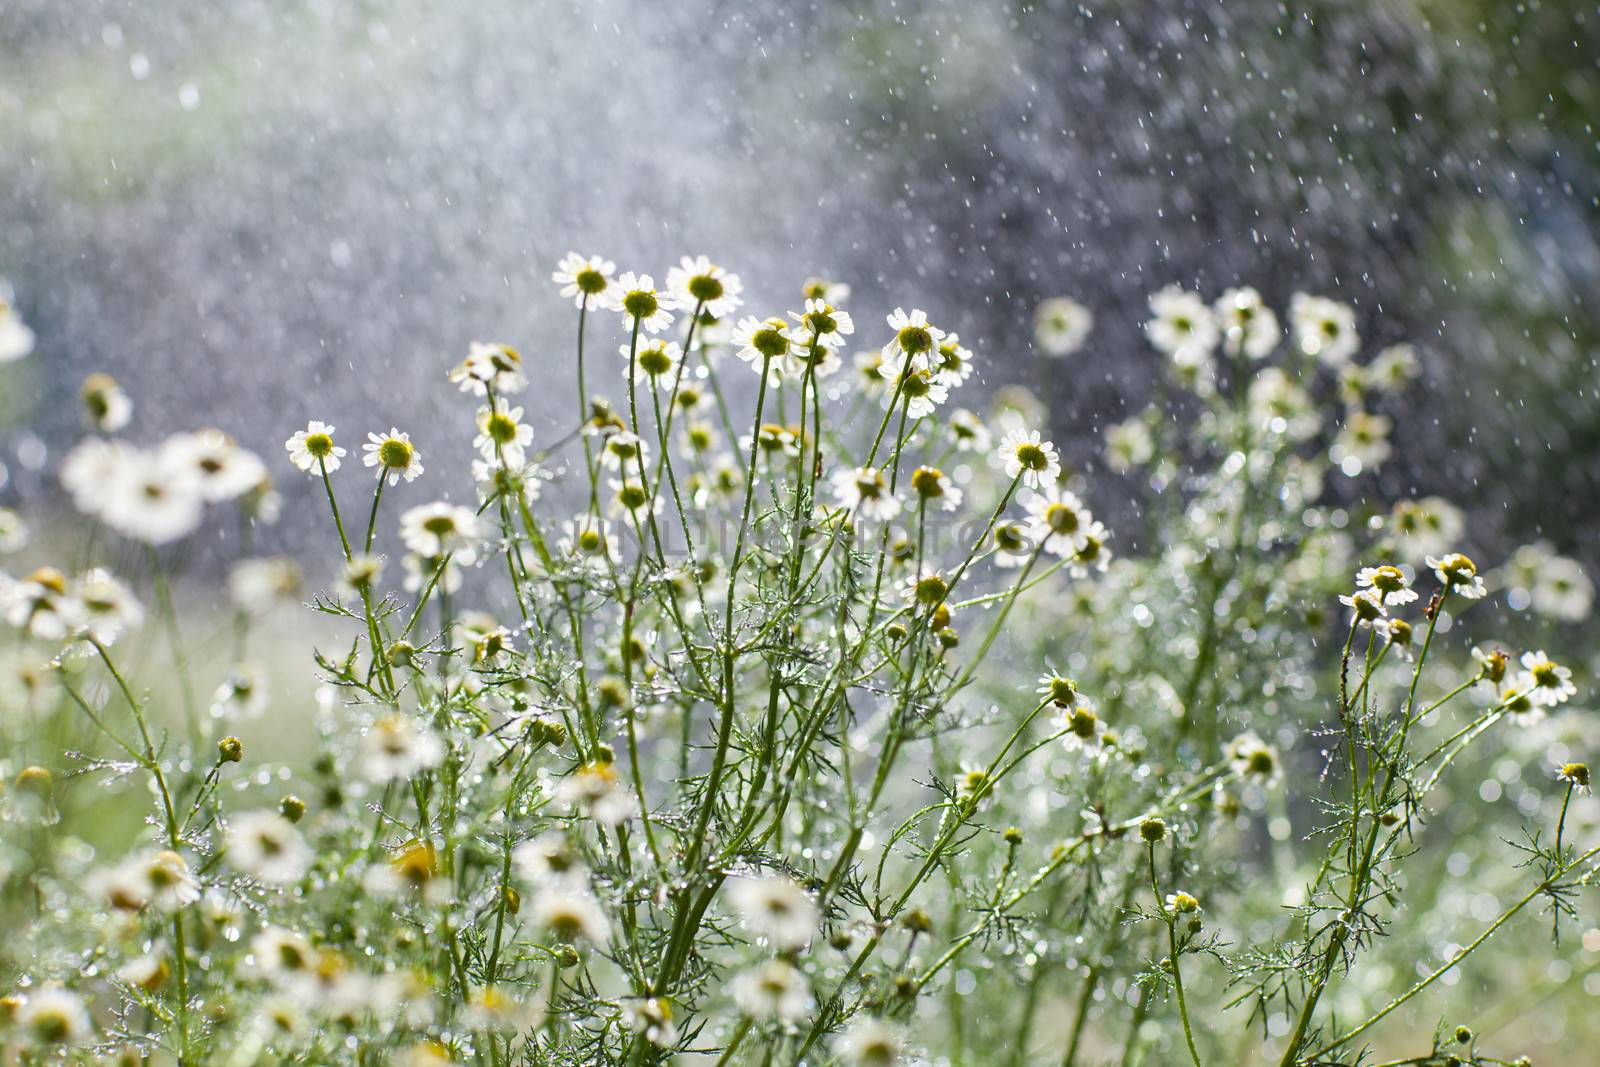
(1148, 841, 1204, 1067)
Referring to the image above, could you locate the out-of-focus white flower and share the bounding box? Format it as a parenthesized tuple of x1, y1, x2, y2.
(530, 884, 609, 944)
(948, 408, 992, 453)
(363, 428, 424, 486)
(249, 925, 319, 980)
(1502, 542, 1593, 623)
(1067, 520, 1113, 578)
(228, 557, 302, 614)
(14, 986, 92, 1046)
(727, 873, 819, 951)
(996, 427, 1062, 490)
(448, 341, 527, 396)
(559, 515, 622, 571)
(75, 567, 144, 644)
(731, 959, 810, 1022)
(80, 372, 132, 431)
(556, 761, 634, 825)
(624, 996, 679, 1046)
(361, 715, 446, 782)
(1214, 286, 1280, 359)
(96, 443, 205, 544)
(399, 502, 481, 559)
(212, 663, 269, 719)
(1369, 343, 1420, 392)
(1145, 284, 1219, 361)
(1331, 411, 1392, 475)
(284, 420, 347, 473)
(1104, 417, 1154, 472)
(616, 272, 674, 334)
(666, 255, 743, 318)
(830, 466, 901, 522)
(2, 567, 85, 641)
(801, 276, 851, 304)
(0, 507, 27, 554)
(1226, 732, 1281, 784)
(0, 283, 36, 363)
(512, 833, 585, 887)
(834, 1017, 903, 1066)
(166, 430, 268, 503)
(598, 430, 649, 472)
(1389, 497, 1465, 561)
(1034, 296, 1092, 357)
(552, 253, 617, 309)
(1289, 292, 1359, 366)
(877, 357, 949, 418)
(226, 810, 312, 885)
(1247, 367, 1319, 442)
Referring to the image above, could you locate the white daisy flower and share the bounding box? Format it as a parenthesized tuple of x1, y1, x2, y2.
(0, 284, 36, 363)
(0, 507, 26, 554)
(1024, 487, 1094, 557)
(909, 465, 963, 512)
(727, 873, 819, 951)
(560, 515, 622, 571)
(830, 466, 901, 522)
(791, 297, 855, 344)
(1355, 564, 1417, 606)
(1331, 411, 1392, 475)
(1226, 732, 1281, 784)
(363, 428, 424, 485)
(1529, 553, 1593, 623)
(14, 986, 92, 1046)
(128, 849, 202, 912)
(117, 950, 169, 992)
(1289, 293, 1360, 366)
(448, 340, 527, 397)
(226, 810, 312, 885)
(780, 337, 845, 382)
(1058, 698, 1103, 755)
(1426, 552, 1487, 600)
(552, 252, 617, 309)
(607, 477, 663, 521)
(1494, 681, 1545, 727)
(598, 430, 649, 472)
(284, 420, 346, 473)
(1214, 286, 1280, 359)
(881, 307, 944, 363)
(361, 714, 446, 782)
(403, 552, 462, 595)
(1145, 284, 1219, 361)
(399, 502, 480, 559)
(1104, 417, 1155, 472)
(801, 276, 851, 304)
(227, 557, 302, 615)
(1519, 650, 1576, 708)
(852, 350, 890, 396)
(992, 520, 1036, 568)
(931, 332, 975, 387)
(1068, 519, 1114, 578)
(666, 254, 743, 318)
(1034, 296, 1092, 357)
(948, 408, 992, 453)
(100, 445, 205, 544)
(474, 399, 534, 466)
(626, 337, 683, 389)
(1390, 497, 1466, 561)
(900, 568, 951, 609)
(212, 663, 269, 719)
(166, 430, 268, 503)
(834, 1017, 903, 1067)
(1, 567, 84, 641)
(616, 272, 674, 334)
(732, 315, 793, 377)
(624, 996, 679, 1047)
(996, 427, 1062, 489)
(531, 884, 610, 944)
(877, 360, 948, 418)
(80, 372, 133, 431)
(731, 959, 810, 1022)
(512, 833, 585, 887)
(75, 567, 144, 645)
(556, 761, 634, 825)
(1338, 587, 1388, 628)
(1247, 368, 1320, 442)
(1369, 343, 1421, 392)
(249, 925, 319, 980)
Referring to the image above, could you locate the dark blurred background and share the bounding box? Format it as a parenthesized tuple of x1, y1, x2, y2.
(3, 0, 1596, 564)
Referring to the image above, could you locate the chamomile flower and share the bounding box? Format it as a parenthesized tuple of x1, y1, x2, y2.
(996, 427, 1062, 489)
(0, 282, 35, 362)
(512, 833, 585, 887)
(1493, 681, 1544, 727)
(1331, 411, 1392, 474)
(607, 477, 663, 521)
(1034, 296, 1092, 357)
(1024, 487, 1094, 557)
(249, 926, 319, 980)
(615, 272, 674, 334)
(404, 552, 462, 594)
(666, 255, 743, 318)
(1145, 284, 1219, 361)
(75, 568, 144, 645)
(728, 873, 819, 950)
(791, 297, 855, 344)
(284, 420, 346, 473)
(1339, 588, 1388, 628)
(992, 521, 1034, 567)
(336, 553, 384, 600)
(100, 445, 204, 544)
(1227, 732, 1281, 784)
(834, 1017, 903, 1067)
(948, 408, 992, 452)
(552, 253, 617, 308)
(363, 429, 424, 485)
(80, 372, 132, 431)
(1, 567, 83, 640)
(448, 341, 528, 396)
(531, 884, 610, 944)
(1247, 368, 1319, 442)
(731, 959, 810, 1022)
(1426, 553, 1487, 599)
(781, 337, 845, 382)
(882, 307, 944, 362)
(167, 430, 268, 502)
(1058, 698, 1103, 754)
(732, 315, 793, 376)
(1391, 497, 1466, 561)
(399, 502, 481, 559)
(1377, 617, 1415, 659)
(560, 515, 622, 571)
(1214, 286, 1280, 359)
(1289, 293, 1359, 366)
(877, 360, 948, 418)
(1557, 763, 1591, 795)
(1165, 891, 1201, 916)
(227, 556, 302, 615)
(1104, 417, 1154, 472)
(226, 810, 312, 885)
(852, 350, 889, 396)
(599, 430, 649, 472)
(1519, 651, 1576, 708)
(830, 466, 901, 522)
(909, 465, 962, 512)
(473, 400, 534, 466)
(624, 997, 679, 1046)
(900, 568, 950, 609)
(802, 276, 851, 303)
(1472, 645, 1509, 685)
(361, 715, 446, 782)
(14, 986, 92, 1045)
(1369, 343, 1421, 392)
(1527, 551, 1593, 623)
(128, 849, 202, 912)
(931, 332, 975, 387)
(1068, 520, 1113, 578)
(557, 761, 634, 825)
(212, 663, 269, 719)
(0, 507, 25, 554)
(626, 337, 683, 389)
(1355, 565, 1417, 606)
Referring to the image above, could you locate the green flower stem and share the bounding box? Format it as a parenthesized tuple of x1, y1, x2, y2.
(1148, 842, 1204, 1067)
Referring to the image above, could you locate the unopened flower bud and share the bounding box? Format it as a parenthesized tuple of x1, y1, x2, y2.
(279, 794, 307, 823)
(218, 736, 244, 764)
